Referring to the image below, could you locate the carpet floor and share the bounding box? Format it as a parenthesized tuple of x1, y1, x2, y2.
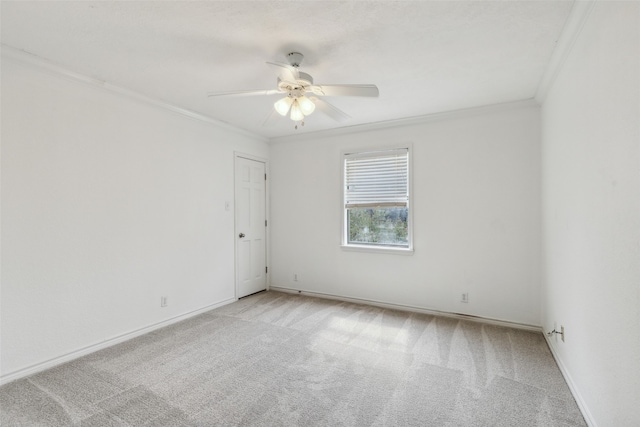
(0, 291, 586, 426)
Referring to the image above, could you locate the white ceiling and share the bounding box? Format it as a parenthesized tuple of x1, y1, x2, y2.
(1, 1, 574, 139)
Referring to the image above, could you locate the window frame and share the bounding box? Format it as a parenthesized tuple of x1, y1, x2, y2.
(340, 144, 414, 254)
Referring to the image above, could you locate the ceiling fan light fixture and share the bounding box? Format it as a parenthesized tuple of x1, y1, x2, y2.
(274, 96, 293, 116)
(297, 95, 316, 116)
(290, 100, 305, 121)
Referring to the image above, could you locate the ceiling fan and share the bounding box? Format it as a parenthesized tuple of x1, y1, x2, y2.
(207, 52, 379, 128)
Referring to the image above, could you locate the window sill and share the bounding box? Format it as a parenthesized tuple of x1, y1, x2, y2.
(340, 244, 414, 255)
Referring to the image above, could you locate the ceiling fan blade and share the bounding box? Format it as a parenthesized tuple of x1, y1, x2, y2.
(207, 89, 280, 98)
(311, 97, 351, 123)
(266, 61, 300, 82)
(309, 84, 379, 97)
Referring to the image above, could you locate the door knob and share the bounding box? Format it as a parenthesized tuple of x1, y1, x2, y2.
(239, 233, 245, 238)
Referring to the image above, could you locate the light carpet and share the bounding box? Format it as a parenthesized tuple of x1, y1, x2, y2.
(0, 291, 586, 426)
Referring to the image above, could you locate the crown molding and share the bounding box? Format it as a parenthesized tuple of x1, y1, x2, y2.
(535, 1, 596, 103)
(268, 98, 539, 145)
(1, 44, 267, 143)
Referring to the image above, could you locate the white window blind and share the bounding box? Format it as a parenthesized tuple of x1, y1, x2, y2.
(344, 148, 409, 208)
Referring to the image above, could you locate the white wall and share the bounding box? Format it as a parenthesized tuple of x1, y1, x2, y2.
(540, 2, 640, 426)
(270, 104, 541, 326)
(0, 54, 269, 379)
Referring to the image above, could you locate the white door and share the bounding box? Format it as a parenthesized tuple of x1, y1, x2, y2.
(235, 156, 267, 298)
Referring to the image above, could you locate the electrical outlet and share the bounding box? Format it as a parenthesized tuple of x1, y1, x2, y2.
(461, 292, 469, 303)
(161, 296, 168, 307)
(293, 273, 299, 282)
(561, 325, 565, 342)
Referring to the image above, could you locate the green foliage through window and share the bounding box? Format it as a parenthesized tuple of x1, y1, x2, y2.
(348, 207, 408, 246)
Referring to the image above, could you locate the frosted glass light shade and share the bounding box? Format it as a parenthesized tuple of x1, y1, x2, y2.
(297, 96, 316, 115)
(290, 100, 304, 121)
(274, 96, 293, 116)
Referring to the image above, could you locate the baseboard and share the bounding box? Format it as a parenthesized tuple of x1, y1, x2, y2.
(0, 297, 237, 386)
(269, 286, 541, 332)
(544, 335, 597, 427)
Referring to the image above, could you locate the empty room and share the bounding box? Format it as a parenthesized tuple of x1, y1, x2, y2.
(1, 1, 638, 426)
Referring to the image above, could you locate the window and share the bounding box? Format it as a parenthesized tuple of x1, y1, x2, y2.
(342, 147, 412, 251)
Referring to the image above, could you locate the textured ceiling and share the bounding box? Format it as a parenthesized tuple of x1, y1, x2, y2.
(1, 1, 574, 139)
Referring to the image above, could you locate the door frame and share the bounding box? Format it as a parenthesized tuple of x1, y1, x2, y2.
(233, 152, 270, 299)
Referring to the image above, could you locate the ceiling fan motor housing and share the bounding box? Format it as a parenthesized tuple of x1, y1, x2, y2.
(297, 72, 313, 86)
(277, 72, 313, 93)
